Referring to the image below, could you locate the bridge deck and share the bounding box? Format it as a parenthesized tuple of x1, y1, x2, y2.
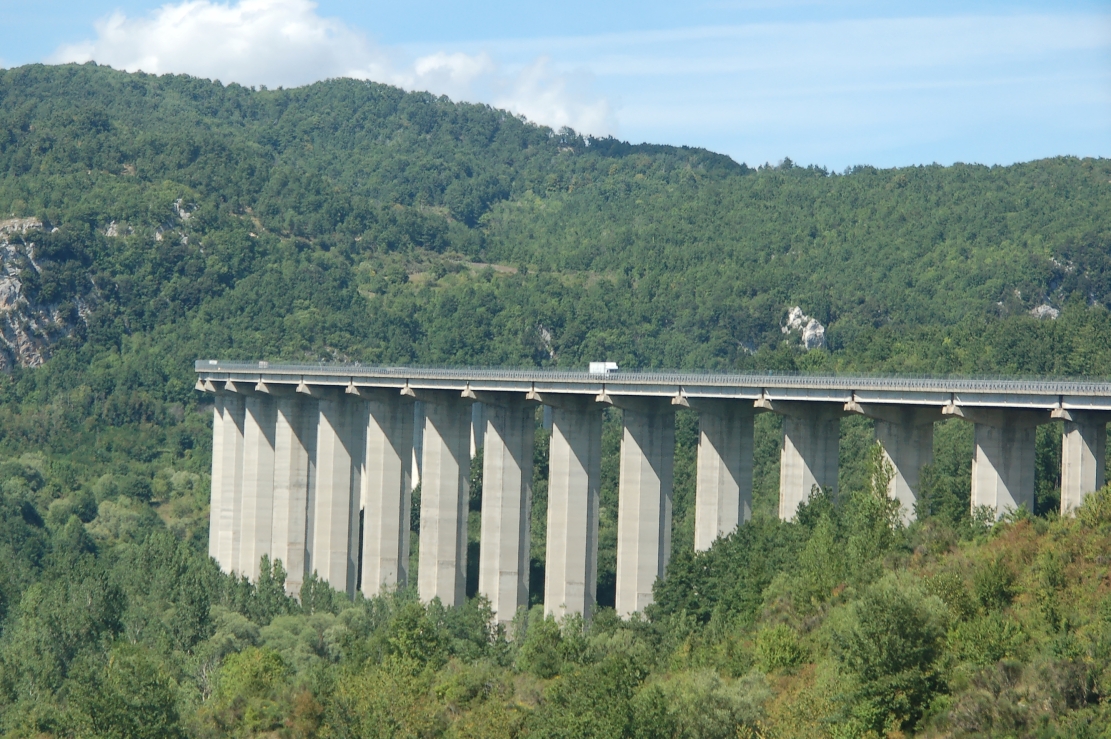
(196, 361, 1111, 411)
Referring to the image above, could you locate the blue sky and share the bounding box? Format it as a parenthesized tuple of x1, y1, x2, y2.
(2, 0, 1108, 169)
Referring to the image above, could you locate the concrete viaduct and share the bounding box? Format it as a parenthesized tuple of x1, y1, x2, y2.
(196, 361, 1111, 623)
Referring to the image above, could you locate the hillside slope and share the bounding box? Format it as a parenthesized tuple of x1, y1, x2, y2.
(0, 63, 1110, 737)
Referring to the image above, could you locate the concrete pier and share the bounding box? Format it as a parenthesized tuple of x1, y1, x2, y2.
(208, 394, 227, 562)
(610, 395, 675, 617)
(682, 399, 757, 551)
(945, 406, 1049, 516)
(310, 392, 362, 596)
(414, 390, 474, 607)
(358, 389, 415, 595)
(846, 403, 942, 523)
(216, 390, 246, 573)
(239, 393, 277, 580)
(759, 400, 844, 520)
(270, 393, 315, 595)
(1054, 408, 1109, 515)
(473, 392, 535, 623)
(539, 394, 603, 621)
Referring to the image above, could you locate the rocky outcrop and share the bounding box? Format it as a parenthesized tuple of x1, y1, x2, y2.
(782, 306, 827, 350)
(1030, 304, 1059, 320)
(0, 218, 94, 369)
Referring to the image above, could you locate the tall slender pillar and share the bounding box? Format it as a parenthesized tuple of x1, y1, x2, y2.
(358, 389, 415, 595)
(944, 406, 1050, 517)
(415, 390, 474, 606)
(540, 394, 603, 622)
(208, 393, 226, 562)
(217, 389, 246, 573)
(475, 392, 535, 624)
(310, 391, 363, 596)
(412, 401, 424, 489)
(471, 402, 486, 458)
(1054, 408, 1109, 515)
(685, 399, 758, 551)
(239, 393, 277, 580)
(271, 392, 316, 595)
(611, 395, 675, 618)
(759, 400, 844, 520)
(845, 403, 942, 524)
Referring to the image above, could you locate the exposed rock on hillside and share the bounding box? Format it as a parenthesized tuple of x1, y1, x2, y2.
(0, 218, 94, 369)
(1030, 303, 1060, 320)
(782, 306, 827, 350)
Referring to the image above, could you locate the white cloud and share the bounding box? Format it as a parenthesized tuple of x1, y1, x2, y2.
(49, 0, 615, 136)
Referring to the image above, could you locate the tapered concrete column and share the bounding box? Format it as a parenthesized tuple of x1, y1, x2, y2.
(944, 405, 1050, 517)
(470, 392, 536, 624)
(758, 399, 845, 521)
(239, 393, 277, 580)
(845, 402, 943, 524)
(412, 401, 424, 489)
(471, 402, 486, 458)
(270, 392, 316, 596)
(208, 394, 227, 562)
(607, 394, 675, 618)
(414, 389, 474, 607)
(1054, 408, 1109, 515)
(357, 388, 415, 595)
(216, 388, 247, 573)
(679, 398, 759, 551)
(536, 393, 603, 622)
(309, 390, 363, 596)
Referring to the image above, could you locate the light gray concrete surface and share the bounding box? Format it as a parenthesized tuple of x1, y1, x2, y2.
(359, 389, 415, 595)
(310, 394, 362, 596)
(271, 394, 315, 595)
(1055, 409, 1109, 515)
(416, 390, 473, 607)
(946, 406, 1050, 516)
(846, 403, 943, 524)
(763, 400, 843, 521)
(239, 394, 277, 580)
(217, 392, 245, 573)
(208, 395, 226, 562)
(542, 396, 603, 622)
(612, 396, 675, 618)
(688, 399, 756, 551)
(476, 393, 535, 624)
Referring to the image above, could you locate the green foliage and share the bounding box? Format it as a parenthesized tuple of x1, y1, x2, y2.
(974, 558, 1018, 612)
(68, 644, 186, 739)
(211, 647, 290, 736)
(0, 63, 1110, 737)
(831, 575, 949, 735)
(947, 613, 1027, 666)
(755, 624, 806, 673)
(1076, 482, 1111, 529)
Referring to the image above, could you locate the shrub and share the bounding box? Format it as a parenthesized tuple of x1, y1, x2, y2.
(832, 575, 949, 735)
(1076, 483, 1111, 529)
(754, 624, 805, 673)
(973, 558, 1016, 612)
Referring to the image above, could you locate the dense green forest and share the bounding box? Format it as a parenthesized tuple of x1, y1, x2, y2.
(1, 62, 1111, 737)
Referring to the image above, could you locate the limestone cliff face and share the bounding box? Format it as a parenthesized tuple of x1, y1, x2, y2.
(0, 218, 95, 369)
(782, 305, 827, 350)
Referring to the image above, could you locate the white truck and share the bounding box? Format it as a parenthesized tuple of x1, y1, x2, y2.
(588, 362, 619, 375)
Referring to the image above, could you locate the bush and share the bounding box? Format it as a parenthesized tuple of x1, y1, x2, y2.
(832, 575, 949, 735)
(974, 558, 1017, 612)
(754, 624, 805, 673)
(1076, 483, 1111, 529)
(947, 613, 1027, 666)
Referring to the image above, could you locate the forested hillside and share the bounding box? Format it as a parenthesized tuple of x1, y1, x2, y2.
(1, 62, 1111, 737)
